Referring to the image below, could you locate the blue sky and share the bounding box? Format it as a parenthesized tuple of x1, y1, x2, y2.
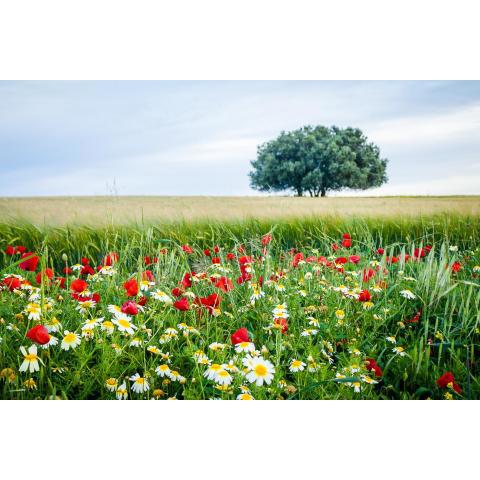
(1, 80, 479, 196)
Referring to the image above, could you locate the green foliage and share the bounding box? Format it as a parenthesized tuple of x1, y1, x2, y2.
(249, 125, 388, 196)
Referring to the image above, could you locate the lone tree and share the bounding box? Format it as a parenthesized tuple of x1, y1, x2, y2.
(249, 125, 388, 197)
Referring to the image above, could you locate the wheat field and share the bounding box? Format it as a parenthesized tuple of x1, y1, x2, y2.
(0, 196, 479, 226)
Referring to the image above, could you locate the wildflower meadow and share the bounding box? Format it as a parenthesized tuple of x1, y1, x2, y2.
(1, 216, 479, 400)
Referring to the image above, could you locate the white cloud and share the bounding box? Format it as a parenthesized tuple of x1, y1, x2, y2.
(367, 102, 480, 146)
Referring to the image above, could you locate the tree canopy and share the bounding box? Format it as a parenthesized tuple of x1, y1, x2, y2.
(249, 125, 388, 196)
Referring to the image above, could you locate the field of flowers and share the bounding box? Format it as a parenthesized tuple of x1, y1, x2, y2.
(1, 216, 479, 400)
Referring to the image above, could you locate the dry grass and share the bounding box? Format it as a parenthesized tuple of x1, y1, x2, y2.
(0, 195, 479, 226)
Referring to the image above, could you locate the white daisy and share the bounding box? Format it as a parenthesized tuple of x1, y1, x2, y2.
(61, 331, 81, 351)
(19, 345, 41, 373)
(129, 373, 150, 394)
(244, 356, 275, 386)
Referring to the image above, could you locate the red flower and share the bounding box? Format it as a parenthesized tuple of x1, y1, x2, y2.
(137, 296, 148, 306)
(335, 257, 347, 265)
(81, 265, 95, 276)
(365, 358, 383, 377)
(203, 249, 211, 257)
(231, 327, 249, 345)
(55, 277, 66, 289)
(261, 234, 272, 246)
(181, 272, 193, 288)
(36, 268, 54, 285)
(19, 252, 40, 272)
(226, 253, 235, 261)
(358, 289, 371, 302)
(63, 266, 73, 275)
(349, 255, 361, 264)
(451, 261, 462, 273)
(171, 287, 183, 297)
(437, 372, 462, 394)
(182, 245, 193, 254)
(196, 293, 221, 314)
(363, 268, 376, 282)
(376, 248, 385, 255)
(121, 300, 139, 315)
(211, 257, 221, 264)
(274, 317, 288, 334)
(173, 297, 190, 311)
(3, 276, 21, 291)
(142, 270, 155, 282)
(144, 256, 158, 265)
(5, 245, 16, 255)
(123, 278, 139, 297)
(292, 252, 305, 267)
(26, 325, 50, 345)
(406, 310, 422, 324)
(16, 246, 27, 254)
(332, 243, 339, 252)
(103, 252, 119, 266)
(341, 233, 352, 248)
(71, 278, 88, 294)
(215, 276, 234, 292)
(81, 257, 90, 265)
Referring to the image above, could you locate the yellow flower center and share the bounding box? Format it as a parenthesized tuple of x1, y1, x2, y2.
(64, 333, 76, 343)
(254, 364, 268, 377)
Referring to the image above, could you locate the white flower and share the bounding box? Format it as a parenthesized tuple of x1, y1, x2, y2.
(112, 316, 137, 335)
(204, 363, 224, 381)
(393, 346, 406, 356)
(129, 373, 150, 394)
(215, 369, 233, 386)
(449, 245, 458, 252)
(61, 331, 81, 351)
(116, 382, 128, 400)
(19, 345, 41, 373)
(289, 359, 306, 372)
(235, 342, 256, 353)
(386, 336, 397, 344)
(400, 289, 416, 300)
(244, 356, 275, 386)
(155, 364, 171, 377)
(24, 303, 41, 321)
(300, 329, 318, 337)
(105, 378, 118, 392)
(151, 290, 173, 303)
(236, 393, 255, 400)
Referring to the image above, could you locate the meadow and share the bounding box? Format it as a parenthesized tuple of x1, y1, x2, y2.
(1, 196, 479, 399)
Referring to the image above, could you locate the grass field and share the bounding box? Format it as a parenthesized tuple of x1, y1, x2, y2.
(1, 195, 479, 225)
(1, 197, 479, 400)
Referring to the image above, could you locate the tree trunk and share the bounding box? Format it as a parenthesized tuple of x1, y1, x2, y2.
(321, 188, 326, 197)
(296, 188, 303, 197)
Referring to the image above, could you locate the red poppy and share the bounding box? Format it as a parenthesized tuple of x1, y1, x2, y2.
(335, 257, 347, 265)
(140, 271, 153, 283)
(349, 255, 361, 264)
(55, 277, 66, 289)
(182, 245, 193, 254)
(261, 234, 272, 246)
(26, 325, 50, 345)
(171, 287, 183, 297)
(274, 317, 288, 334)
(181, 272, 193, 288)
(36, 268, 54, 285)
(405, 310, 422, 324)
(215, 276, 234, 292)
(19, 252, 40, 272)
(332, 243, 339, 252)
(103, 252, 119, 266)
(437, 372, 462, 394)
(121, 300, 139, 315)
(81, 257, 90, 265)
(365, 358, 383, 377)
(341, 234, 352, 248)
(211, 257, 221, 264)
(173, 297, 190, 311)
(226, 253, 235, 261)
(451, 261, 462, 273)
(63, 266, 73, 275)
(358, 289, 371, 302)
(231, 327, 250, 345)
(5, 245, 16, 255)
(137, 296, 148, 306)
(363, 268, 376, 282)
(3, 276, 21, 291)
(81, 265, 95, 276)
(196, 293, 221, 314)
(123, 278, 139, 297)
(376, 248, 385, 255)
(16, 246, 27, 254)
(292, 252, 305, 267)
(71, 278, 88, 294)
(203, 249, 211, 257)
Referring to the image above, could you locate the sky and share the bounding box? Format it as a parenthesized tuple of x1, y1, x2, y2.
(0, 80, 479, 196)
